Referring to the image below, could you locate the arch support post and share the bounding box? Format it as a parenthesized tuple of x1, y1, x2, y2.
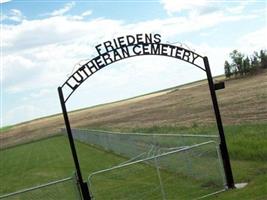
(58, 87, 91, 200)
(203, 57, 235, 189)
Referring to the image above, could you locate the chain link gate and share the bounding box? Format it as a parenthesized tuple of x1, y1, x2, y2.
(0, 174, 82, 200)
(87, 141, 226, 200)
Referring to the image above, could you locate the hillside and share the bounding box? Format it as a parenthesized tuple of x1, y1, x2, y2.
(1, 70, 267, 148)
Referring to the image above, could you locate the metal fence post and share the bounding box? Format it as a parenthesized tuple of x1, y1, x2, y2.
(58, 87, 91, 199)
(203, 57, 235, 189)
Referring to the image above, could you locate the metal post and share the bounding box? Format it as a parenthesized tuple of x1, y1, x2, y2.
(58, 87, 91, 200)
(203, 57, 235, 189)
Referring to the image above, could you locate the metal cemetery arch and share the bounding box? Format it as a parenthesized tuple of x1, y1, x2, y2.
(58, 33, 234, 200)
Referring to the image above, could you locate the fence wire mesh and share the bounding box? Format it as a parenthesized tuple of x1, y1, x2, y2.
(88, 141, 225, 200)
(69, 128, 219, 159)
(0, 175, 81, 200)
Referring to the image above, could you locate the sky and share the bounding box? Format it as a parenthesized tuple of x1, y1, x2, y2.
(1, 0, 267, 127)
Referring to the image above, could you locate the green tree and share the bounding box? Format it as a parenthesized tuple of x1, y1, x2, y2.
(224, 61, 231, 78)
(224, 49, 266, 78)
(230, 50, 244, 75)
(259, 49, 267, 68)
(250, 51, 260, 73)
(243, 56, 250, 74)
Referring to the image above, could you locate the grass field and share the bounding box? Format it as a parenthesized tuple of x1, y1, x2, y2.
(0, 136, 124, 195)
(131, 123, 267, 200)
(0, 135, 224, 199)
(0, 123, 266, 199)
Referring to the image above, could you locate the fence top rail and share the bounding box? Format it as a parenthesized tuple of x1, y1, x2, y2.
(70, 128, 219, 138)
(0, 176, 74, 199)
(88, 140, 216, 181)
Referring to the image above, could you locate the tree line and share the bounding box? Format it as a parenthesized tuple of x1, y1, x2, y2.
(224, 49, 267, 78)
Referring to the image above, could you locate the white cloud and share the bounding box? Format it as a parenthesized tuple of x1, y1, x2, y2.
(238, 27, 267, 54)
(0, 0, 11, 3)
(1, 9, 25, 22)
(2, 6, 265, 125)
(189, 42, 232, 74)
(2, 10, 260, 94)
(1, 16, 123, 52)
(29, 88, 53, 99)
(2, 55, 39, 92)
(160, 0, 209, 14)
(4, 105, 45, 125)
(82, 10, 92, 17)
(126, 11, 257, 38)
(70, 10, 93, 20)
(2, 9, 258, 52)
(227, 5, 245, 14)
(227, 1, 258, 14)
(160, 0, 258, 17)
(50, 1, 75, 16)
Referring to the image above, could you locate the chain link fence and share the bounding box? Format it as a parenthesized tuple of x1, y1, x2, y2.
(0, 175, 81, 200)
(88, 141, 226, 200)
(68, 128, 219, 160)
(62, 128, 226, 199)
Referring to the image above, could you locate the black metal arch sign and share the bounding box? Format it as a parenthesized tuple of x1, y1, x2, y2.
(61, 33, 205, 103)
(58, 33, 234, 200)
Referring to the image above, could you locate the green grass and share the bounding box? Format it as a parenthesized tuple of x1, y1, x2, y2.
(130, 123, 267, 161)
(0, 126, 13, 133)
(0, 123, 267, 199)
(0, 136, 224, 199)
(128, 123, 267, 199)
(0, 136, 125, 195)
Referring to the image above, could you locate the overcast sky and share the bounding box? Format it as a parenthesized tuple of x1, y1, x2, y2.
(1, 0, 266, 127)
